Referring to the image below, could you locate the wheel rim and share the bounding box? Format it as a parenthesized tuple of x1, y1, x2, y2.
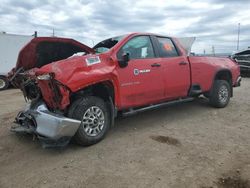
(0, 78, 6, 89)
(218, 85, 229, 103)
(81, 106, 105, 137)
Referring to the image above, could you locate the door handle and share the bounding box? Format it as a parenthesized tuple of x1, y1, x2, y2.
(179, 61, 188, 65)
(151, 63, 161, 67)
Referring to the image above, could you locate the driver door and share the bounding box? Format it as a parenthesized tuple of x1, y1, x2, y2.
(116, 35, 165, 109)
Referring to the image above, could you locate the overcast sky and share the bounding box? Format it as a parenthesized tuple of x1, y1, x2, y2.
(0, 0, 249, 54)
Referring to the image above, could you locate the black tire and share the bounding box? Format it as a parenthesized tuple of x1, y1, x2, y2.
(68, 96, 111, 146)
(203, 92, 210, 98)
(209, 80, 231, 108)
(0, 76, 9, 91)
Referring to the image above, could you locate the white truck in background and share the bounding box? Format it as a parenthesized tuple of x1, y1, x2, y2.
(0, 32, 34, 90)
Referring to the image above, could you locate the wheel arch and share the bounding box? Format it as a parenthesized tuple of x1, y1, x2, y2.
(70, 80, 115, 103)
(211, 69, 233, 97)
(69, 80, 117, 124)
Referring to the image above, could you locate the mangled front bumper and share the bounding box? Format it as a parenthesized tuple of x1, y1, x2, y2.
(11, 102, 81, 147)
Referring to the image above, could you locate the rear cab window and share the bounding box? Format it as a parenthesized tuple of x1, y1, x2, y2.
(156, 37, 179, 57)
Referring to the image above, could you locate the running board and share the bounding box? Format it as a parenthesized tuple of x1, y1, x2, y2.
(122, 98, 194, 117)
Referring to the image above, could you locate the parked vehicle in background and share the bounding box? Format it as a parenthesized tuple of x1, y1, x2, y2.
(10, 32, 241, 147)
(232, 48, 250, 74)
(0, 32, 34, 90)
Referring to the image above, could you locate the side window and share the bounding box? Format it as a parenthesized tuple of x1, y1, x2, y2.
(156, 37, 179, 57)
(117, 36, 155, 60)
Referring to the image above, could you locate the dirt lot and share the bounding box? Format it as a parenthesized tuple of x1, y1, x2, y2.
(0, 79, 250, 188)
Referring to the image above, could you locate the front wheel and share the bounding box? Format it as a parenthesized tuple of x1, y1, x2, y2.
(209, 80, 231, 108)
(68, 96, 111, 146)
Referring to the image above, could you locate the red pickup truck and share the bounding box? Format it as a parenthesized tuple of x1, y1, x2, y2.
(10, 33, 241, 147)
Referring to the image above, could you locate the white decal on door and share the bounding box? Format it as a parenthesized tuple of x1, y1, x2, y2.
(133, 69, 151, 75)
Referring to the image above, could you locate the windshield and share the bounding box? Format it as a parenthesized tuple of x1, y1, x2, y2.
(93, 35, 126, 54)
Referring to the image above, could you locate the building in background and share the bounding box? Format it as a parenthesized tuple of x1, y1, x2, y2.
(0, 32, 35, 90)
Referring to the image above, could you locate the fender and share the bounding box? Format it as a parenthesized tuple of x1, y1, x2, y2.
(71, 78, 121, 109)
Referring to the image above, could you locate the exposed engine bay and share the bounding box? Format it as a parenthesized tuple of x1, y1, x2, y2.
(9, 37, 93, 110)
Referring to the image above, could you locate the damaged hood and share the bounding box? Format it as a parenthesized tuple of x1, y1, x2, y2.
(15, 37, 94, 71)
(36, 53, 115, 92)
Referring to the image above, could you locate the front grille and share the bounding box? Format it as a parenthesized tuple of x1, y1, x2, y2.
(22, 80, 41, 100)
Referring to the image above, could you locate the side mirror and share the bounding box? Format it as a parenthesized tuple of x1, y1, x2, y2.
(118, 53, 130, 68)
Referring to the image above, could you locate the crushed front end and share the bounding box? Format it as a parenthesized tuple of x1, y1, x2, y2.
(7, 36, 96, 147)
(11, 71, 81, 147)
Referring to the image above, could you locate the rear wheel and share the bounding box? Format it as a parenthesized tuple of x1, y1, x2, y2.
(0, 76, 9, 91)
(209, 80, 231, 108)
(68, 96, 111, 146)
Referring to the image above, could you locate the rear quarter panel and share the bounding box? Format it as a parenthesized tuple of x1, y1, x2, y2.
(188, 56, 240, 92)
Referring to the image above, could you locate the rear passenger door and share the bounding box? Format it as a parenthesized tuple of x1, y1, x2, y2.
(154, 37, 191, 99)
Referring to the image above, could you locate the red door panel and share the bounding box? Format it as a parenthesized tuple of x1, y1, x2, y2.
(117, 58, 165, 108)
(161, 56, 190, 99)
(154, 37, 190, 99)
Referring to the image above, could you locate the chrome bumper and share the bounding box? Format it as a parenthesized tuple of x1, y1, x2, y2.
(234, 76, 242, 87)
(12, 102, 81, 142)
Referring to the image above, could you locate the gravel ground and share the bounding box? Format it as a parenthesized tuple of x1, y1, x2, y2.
(0, 78, 249, 188)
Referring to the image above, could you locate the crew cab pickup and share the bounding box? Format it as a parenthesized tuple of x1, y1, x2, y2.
(10, 33, 241, 147)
